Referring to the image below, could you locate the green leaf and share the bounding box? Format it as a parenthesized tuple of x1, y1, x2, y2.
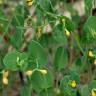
(81, 85, 90, 96)
(60, 75, 70, 92)
(53, 24, 67, 45)
(39, 88, 55, 96)
(38, 0, 53, 12)
(60, 76, 76, 96)
(60, 73, 79, 96)
(84, 0, 94, 16)
(0, 9, 9, 33)
(60, 16, 75, 31)
(38, 33, 56, 48)
(36, 0, 54, 24)
(75, 58, 83, 72)
(89, 80, 96, 90)
(83, 16, 96, 44)
(31, 71, 53, 92)
(3, 51, 19, 71)
(13, 5, 29, 19)
(3, 51, 28, 71)
(28, 40, 47, 69)
(69, 70, 80, 83)
(12, 14, 24, 27)
(64, 16, 75, 32)
(54, 46, 68, 71)
(10, 5, 29, 49)
(20, 84, 32, 96)
(12, 5, 29, 27)
(10, 28, 24, 49)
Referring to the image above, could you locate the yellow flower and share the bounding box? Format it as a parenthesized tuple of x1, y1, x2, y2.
(65, 29, 71, 37)
(2, 70, 9, 85)
(88, 51, 94, 57)
(92, 88, 96, 96)
(25, 70, 33, 76)
(71, 80, 77, 88)
(2, 77, 8, 85)
(39, 69, 47, 75)
(27, 0, 34, 7)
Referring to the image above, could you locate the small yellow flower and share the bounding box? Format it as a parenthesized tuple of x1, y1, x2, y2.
(2, 70, 9, 85)
(92, 88, 96, 96)
(25, 70, 33, 76)
(70, 80, 77, 88)
(39, 69, 47, 75)
(2, 77, 8, 85)
(27, 0, 34, 7)
(88, 51, 94, 57)
(65, 29, 71, 37)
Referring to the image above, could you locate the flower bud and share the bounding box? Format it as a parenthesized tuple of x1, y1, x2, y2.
(88, 51, 94, 57)
(25, 70, 33, 76)
(2, 77, 8, 85)
(65, 29, 71, 37)
(39, 69, 47, 75)
(91, 88, 96, 96)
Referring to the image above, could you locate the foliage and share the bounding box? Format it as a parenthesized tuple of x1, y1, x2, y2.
(0, 0, 96, 96)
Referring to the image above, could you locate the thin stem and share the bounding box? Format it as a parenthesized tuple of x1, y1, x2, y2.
(43, 75, 48, 96)
(71, 32, 84, 54)
(36, 59, 39, 69)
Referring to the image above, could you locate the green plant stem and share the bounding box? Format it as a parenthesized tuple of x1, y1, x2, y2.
(43, 75, 48, 96)
(71, 32, 84, 54)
